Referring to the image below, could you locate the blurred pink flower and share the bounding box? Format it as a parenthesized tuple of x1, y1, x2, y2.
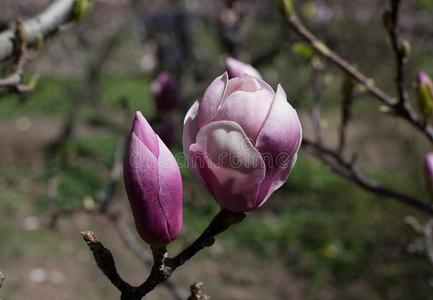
(152, 72, 179, 112)
(425, 152, 433, 198)
(183, 73, 302, 212)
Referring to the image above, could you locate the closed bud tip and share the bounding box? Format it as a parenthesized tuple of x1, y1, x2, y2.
(416, 71, 433, 117)
(72, 0, 90, 21)
(401, 40, 411, 58)
(281, 0, 294, 16)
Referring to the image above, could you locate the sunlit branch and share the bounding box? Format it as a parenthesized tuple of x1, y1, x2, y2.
(0, 0, 87, 95)
(0, 0, 81, 62)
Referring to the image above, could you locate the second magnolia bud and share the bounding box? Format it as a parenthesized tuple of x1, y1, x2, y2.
(123, 112, 183, 246)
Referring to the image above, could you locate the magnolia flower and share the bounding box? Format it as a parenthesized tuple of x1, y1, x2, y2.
(425, 152, 433, 198)
(124, 112, 183, 246)
(226, 57, 262, 79)
(152, 72, 179, 112)
(417, 71, 433, 117)
(183, 73, 302, 212)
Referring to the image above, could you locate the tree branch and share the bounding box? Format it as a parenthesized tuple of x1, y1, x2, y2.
(82, 231, 134, 293)
(0, 270, 4, 289)
(302, 138, 433, 214)
(385, 0, 408, 107)
(0, 0, 81, 62)
(82, 209, 245, 299)
(405, 216, 433, 265)
(311, 58, 324, 145)
(281, 5, 433, 144)
(187, 282, 210, 300)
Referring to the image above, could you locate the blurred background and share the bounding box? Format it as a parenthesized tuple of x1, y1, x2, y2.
(1, 0, 433, 299)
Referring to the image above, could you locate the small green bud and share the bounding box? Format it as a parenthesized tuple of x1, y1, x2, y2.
(416, 71, 433, 117)
(72, 0, 90, 21)
(401, 39, 411, 58)
(281, 0, 294, 16)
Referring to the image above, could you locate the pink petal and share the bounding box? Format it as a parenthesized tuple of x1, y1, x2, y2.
(255, 85, 302, 205)
(190, 121, 266, 212)
(157, 137, 183, 241)
(225, 75, 274, 98)
(198, 72, 228, 127)
(182, 100, 207, 185)
(123, 134, 171, 245)
(226, 57, 263, 79)
(132, 111, 159, 158)
(215, 88, 274, 142)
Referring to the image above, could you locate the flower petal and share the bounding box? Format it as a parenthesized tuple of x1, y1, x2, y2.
(132, 111, 159, 158)
(198, 72, 228, 127)
(255, 85, 302, 205)
(215, 88, 274, 142)
(123, 133, 170, 245)
(224, 75, 274, 98)
(189, 120, 266, 212)
(157, 137, 183, 241)
(226, 57, 263, 79)
(183, 100, 207, 185)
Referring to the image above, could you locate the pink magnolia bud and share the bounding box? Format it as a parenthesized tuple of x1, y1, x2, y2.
(425, 152, 433, 197)
(226, 57, 262, 79)
(124, 111, 183, 246)
(183, 73, 302, 212)
(152, 72, 179, 112)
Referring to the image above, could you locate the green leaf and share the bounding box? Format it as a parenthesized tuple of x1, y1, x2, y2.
(291, 42, 314, 60)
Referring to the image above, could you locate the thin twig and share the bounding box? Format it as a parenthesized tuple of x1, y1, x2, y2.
(302, 138, 433, 214)
(187, 282, 210, 300)
(83, 209, 246, 299)
(405, 216, 433, 265)
(282, 6, 433, 144)
(385, 0, 408, 107)
(0, 21, 40, 94)
(82, 231, 134, 293)
(0, 270, 4, 289)
(311, 58, 324, 145)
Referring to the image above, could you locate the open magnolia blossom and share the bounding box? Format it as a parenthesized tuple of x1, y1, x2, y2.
(123, 112, 183, 246)
(226, 57, 263, 79)
(183, 72, 302, 212)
